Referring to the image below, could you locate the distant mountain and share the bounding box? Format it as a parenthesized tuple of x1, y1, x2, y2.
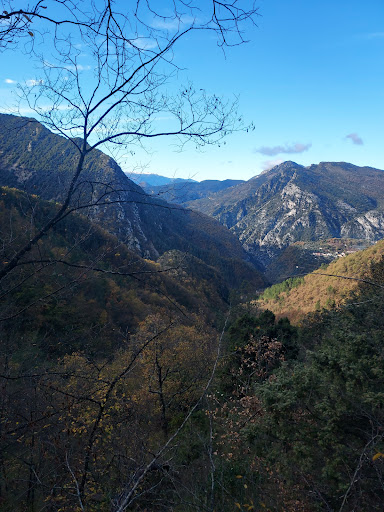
(187, 161, 384, 272)
(126, 172, 197, 187)
(126, 174, 244, 206)
(145, 179, 245, 204)
(0, 114, 266, 289)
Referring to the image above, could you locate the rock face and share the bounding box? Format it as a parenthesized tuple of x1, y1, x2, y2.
(187, 161, 384, 268)
(0, 114, 266, 288)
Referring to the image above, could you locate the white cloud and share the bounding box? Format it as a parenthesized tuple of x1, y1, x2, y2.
(6, 104, 72, 115)
(346, 133, 363, 145)
(5, 106, 37, 115)
(255, 142, 312, 156)
(153, 115, 174, 121)
(4, 78, 16, 84)
(130, 37, 158, 50)
(26, 79, 43, 87)
(151, 18, 178, 30)
(261, 159, 284, 171)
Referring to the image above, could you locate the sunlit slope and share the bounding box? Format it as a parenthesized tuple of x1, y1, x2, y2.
(255, 239, 384, 323)
(187, 161, 384, 271)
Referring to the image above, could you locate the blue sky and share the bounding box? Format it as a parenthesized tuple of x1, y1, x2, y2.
(1, 0, 384, 181)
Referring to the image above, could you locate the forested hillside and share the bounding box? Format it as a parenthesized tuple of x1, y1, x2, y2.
(257, 239, 384, 322)
(0, 186, 228, 510)
(1, 182, 384, 510)
(1, 116, 384, 511)
(0, 113, 266, 289)
(1, 116, 384, 510)
(0, 186, 231, 341)
(1, 0, 383, 509)
(210, 262, 384, 511)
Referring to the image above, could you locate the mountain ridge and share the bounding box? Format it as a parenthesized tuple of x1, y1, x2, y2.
(186, 160, 384, 270)
(144, 178, 245, 204)
(0, 113, 266, 289)
(126, 172, 197, 187)
(2, 113, 384, 286)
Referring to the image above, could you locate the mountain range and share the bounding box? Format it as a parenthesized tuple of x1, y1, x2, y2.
(0, 113, 265, 289)
(127, 159, 384, 281)
(1, 113, 384, 285)
(143, 178, 245, 203)
(126, 172, 197, 188)
(184, 160, 384, 273)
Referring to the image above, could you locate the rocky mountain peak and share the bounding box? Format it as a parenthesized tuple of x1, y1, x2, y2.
(185, 160, 384, 276)
(271, 160, 304, 172)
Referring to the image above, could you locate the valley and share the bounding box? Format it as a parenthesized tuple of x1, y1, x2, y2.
(136, 159, 384, 281)
(1, 114, 384, 511)
(1, 0, 383, 509)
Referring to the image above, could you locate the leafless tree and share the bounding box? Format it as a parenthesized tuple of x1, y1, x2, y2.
(0, 3, 257, 509)
(1, 0, 101, 51)
(1, 0, 258, 283)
